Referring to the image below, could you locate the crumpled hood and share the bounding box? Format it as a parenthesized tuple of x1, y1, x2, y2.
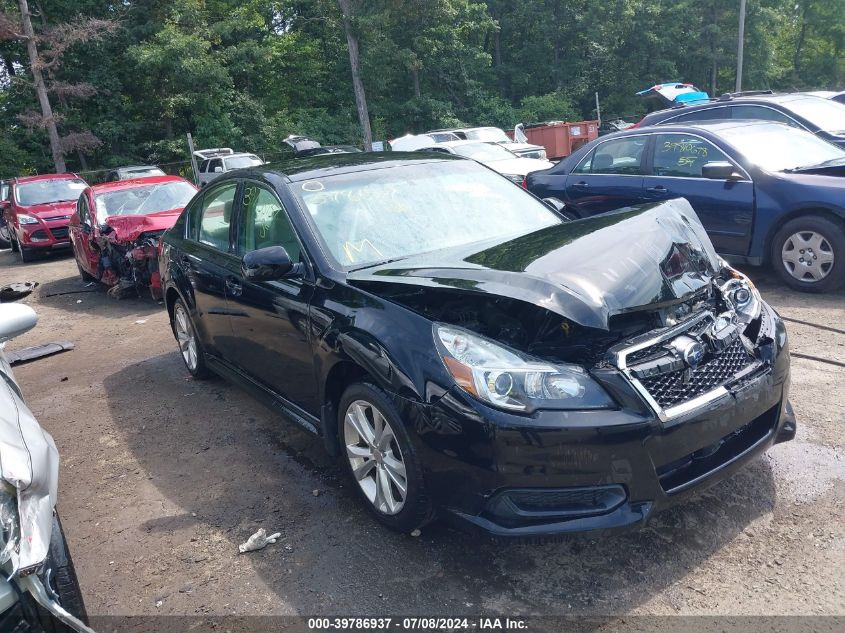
(502, 141, 545, 153)
(18, 200, 76, 219)
(104, 209, 182, 242)
(348, 198, 721, 331)
(0, 346, 58, 573)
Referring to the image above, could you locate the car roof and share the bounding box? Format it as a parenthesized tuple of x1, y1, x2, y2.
(423, 140, 491, 148)
(89, 175, 193, 193)
(602, 119, 797, 141)
(115, 165, 161, 172)
(14, 173, 82, 184)
(228, 151, 462, 183)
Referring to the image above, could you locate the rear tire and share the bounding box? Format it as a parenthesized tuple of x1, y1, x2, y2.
(338, 382, 435, 533)
(171, 298, 210, 378)
(771, 215, 845, 293)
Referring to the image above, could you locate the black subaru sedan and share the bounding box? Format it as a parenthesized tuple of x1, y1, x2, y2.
(159, 153, 795, 537)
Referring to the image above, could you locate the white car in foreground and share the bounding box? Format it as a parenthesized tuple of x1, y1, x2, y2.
(416, 140, 554, 184)
(0, 303, 94, 632)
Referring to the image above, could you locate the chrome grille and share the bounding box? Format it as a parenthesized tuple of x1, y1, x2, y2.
(638, 338, 754, 409)
(614, 311, 760, 421)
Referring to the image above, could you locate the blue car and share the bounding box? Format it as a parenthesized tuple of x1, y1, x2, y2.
(526, 120, 845, 292)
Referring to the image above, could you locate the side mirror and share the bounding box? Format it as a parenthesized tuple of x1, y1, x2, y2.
(242, 246, 299, 281)
(702, 161, 743, 180)
(213, 166, 223, 173)
(0, 304, 38, 342)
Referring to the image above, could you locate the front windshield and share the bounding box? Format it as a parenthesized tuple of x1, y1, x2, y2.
(450, 142, 516, 163)
(720, 124, 845, 171)
(786, 97, 845, 133)
(225, 155, 263, 169)
(465, 128, 511, 143)
(94, 181, 197, 217)
(295, 161, 559, 268)
(15, 179, 87, 206)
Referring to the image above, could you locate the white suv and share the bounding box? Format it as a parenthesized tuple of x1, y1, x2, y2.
(194, 148, 264, 187)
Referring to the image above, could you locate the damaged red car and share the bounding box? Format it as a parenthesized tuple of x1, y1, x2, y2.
(69, 176, 198, 299)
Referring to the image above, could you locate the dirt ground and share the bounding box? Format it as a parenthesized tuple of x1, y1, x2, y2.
(0, 247, 843, 624)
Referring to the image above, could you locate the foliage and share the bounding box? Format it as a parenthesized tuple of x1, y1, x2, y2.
(1, 0, 844, 177)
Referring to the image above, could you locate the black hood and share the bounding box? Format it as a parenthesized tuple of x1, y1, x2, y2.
(347, 199, 721, 331)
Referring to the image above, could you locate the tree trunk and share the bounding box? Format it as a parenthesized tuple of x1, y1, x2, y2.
(18, 0, 65, 172)
(411, 65, 420, 99)
(337, 0, 372, 150)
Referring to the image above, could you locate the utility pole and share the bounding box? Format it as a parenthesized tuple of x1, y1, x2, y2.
(735, 0, 747, 93)
(595, 92, 602, 127)
(337, 0, 372, 151)
(18, 0, 65, 172)
(186, 133, 199, 185)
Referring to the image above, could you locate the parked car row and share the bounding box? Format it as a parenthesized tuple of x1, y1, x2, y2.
(527, 108, 845, 292)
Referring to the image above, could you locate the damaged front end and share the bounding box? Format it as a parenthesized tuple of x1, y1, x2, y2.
(96, 227, 165, 300)
(0, 305, 94, 632)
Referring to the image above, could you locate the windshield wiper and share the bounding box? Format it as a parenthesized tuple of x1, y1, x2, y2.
(348, 256, 407, 272)
(784, 156, 845, 172)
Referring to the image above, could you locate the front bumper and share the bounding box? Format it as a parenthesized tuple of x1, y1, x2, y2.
(18, 219, 72, 249)
(0, 575, 94, 633)
(405, 303, 794, 537)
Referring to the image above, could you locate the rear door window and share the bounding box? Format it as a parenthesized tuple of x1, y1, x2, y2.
(669, 107, 729, 123)
(581, 137, 647, 175)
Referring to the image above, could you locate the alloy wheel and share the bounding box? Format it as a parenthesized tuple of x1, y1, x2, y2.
(343, 399, 408, 515)
(174, 304, 198, 371)
(781, 230, 834, 283)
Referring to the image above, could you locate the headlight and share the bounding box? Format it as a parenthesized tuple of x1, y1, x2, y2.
(720, 264, 761, 325)
(18, 214, 39, 225)
(502, 173, 524, 184)
(434, 324, 614, 412)
(0, 483, 18, 566)
(537, 149, 547, 160)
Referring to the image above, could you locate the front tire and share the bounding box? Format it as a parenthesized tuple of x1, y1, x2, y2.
(171, 298, 210, 378)
(19, 242, 35, 263)
(0, 224, 10, 249)
(771, 215, 845, 292)
(10, 231, 19, 252)
(339, 382, 434, 532)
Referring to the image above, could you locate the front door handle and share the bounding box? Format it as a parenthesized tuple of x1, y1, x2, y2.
(225, 276, 243, 297)
(646, 185, 668, 194)
(571, 181, 589, 189)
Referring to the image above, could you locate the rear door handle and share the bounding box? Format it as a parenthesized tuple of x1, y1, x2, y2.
(225, 276, 243, 297)
(571, 181, 589, 189)
(646, 185, 668, 194)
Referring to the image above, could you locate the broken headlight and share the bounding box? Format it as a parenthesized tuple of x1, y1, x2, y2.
(720, 264, 761, 325)
(0, 483, 18, 565)
(434, 324, 614, 413)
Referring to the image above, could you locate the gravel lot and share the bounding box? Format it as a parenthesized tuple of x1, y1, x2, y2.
(0, 248, 843, 625)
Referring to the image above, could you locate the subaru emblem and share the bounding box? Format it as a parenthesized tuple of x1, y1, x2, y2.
(670, 335, 706, 369)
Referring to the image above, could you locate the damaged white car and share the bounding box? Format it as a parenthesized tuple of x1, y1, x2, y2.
(0, 303, 94, 632)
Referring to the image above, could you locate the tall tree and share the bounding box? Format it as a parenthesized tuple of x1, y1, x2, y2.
(337, 0, 372, 149)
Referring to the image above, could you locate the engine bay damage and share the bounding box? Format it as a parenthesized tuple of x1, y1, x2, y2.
(94, 227, 164, 300)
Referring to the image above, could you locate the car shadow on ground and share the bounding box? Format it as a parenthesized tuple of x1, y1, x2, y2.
(103, 351, 777, 618)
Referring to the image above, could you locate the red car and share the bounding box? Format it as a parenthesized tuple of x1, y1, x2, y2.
(69, 176, 197, 299)
(1, 173, 88, 262)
